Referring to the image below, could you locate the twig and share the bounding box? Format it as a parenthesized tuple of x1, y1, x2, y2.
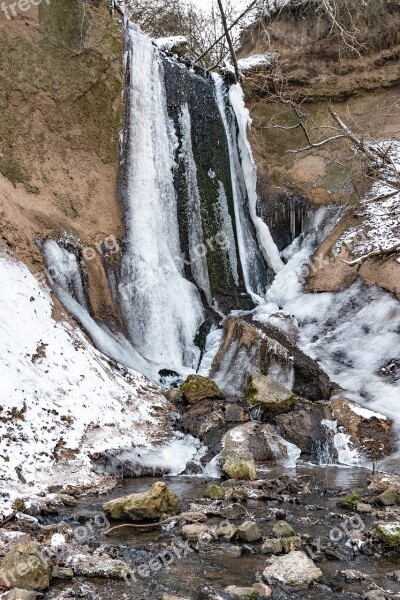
(341, 241, 400, 268)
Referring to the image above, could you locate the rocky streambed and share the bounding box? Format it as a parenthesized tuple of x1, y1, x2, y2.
(1, 466, 400, 600)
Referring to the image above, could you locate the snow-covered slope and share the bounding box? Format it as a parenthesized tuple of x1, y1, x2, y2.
(0, 254, 169, 505)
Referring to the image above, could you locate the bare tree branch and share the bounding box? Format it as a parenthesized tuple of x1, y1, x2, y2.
(341, 241, 400, 268)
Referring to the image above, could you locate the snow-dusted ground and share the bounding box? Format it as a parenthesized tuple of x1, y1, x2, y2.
(0, 254, 171, 509)
(238, 53, 277, 73)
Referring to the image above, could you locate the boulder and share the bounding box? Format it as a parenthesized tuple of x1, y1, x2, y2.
(103, 481, 181, 521)
(263, 551, 322, 587)
(221, 451, 257, 481)
(0, 591, 36, 599)
(209, 317, 334, 400)
(376, 488, 400, 506)
(373, 522, 400, 547)
(363, 592, 386, 600)
(261, 539, 283, 555)
(216, 523, 237, 540)
(224, 403, 250, 423)
(272, 520, 295, 538)
(224, 586, 257, 600)
(51, 566, 73, 580)
(0, 541, 51, 591)
(281, 536, 302, 553)
(356, 503, 373, 514)
(236, 521, 261, 542)
(180, 375, 223, 404)
(181, 399, 228, 463)
(252, 583, 272, 598)
(69, 555, 131, 579)
(331, 397, 393, 459)
(275, 399, 336, 457)
(204, 485, 226, 500)
(246, 374, 296, 418)
(181, 524, 210, 542)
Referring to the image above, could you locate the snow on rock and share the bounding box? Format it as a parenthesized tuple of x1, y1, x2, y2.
(337, 140, 400, 257)
(238, 53, 277, 73)
(0, 255, 170, 508)
(155, 36, 188, 53)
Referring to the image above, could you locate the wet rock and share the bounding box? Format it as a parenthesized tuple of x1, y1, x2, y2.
(0, 540, 51, 591)
(180, 375, 223, 404)
(331, 397, 393, 459)
(225, 586, 257, 599)
(162, 595, 190, 600)
(356, 503, 373, 513)
(69, 555, 131, 579)
(246, 374, 296, 418)
(103, 481, 181, 521)
(204, 485, 226, 500)
(51, 566, 73, 580)
(281, 536, 302, 553)
(236, 521, 261, 542)
(184, 461, 203, 475)
(338, 491, 361, 508)
(261, 539, 283, 554)
(179, 511, 207, 523)
(252, 583, 272, 598)
(393, 570, 400, 582)
(221, 422, 300, 479)
(220, 543, 242, 557)
(220, 450, 257, 481)
(272, 520, 295, 538)
(369, 473, 400, 494)
(373, 521, 400, 547)
(181, 524, 211, 542)
(275, 399, 336, 456)
(0, 590, 37, 599)
(216, 523, 237, 540)
(341, 569, 367, 583)
(263, 551, 322, 587)
(376, 488, 400, 506)
(181, 400, 228, 462)
(225, 487, 249, 502)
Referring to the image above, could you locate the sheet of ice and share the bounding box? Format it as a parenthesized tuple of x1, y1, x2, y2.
(349, 403, 388, 421)
(0, 255, 168, 506)
(119, 23, 204, 373)
(197, 328, 224, 377)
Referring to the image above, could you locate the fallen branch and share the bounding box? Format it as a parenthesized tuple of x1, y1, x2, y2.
(0, 511, 16, 528)
(104, 516, 176, 535)
(341, 241, 400, 268)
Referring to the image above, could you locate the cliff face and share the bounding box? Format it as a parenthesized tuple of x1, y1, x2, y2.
(238, 2, 400, 297)
(0, 0, 125, 326)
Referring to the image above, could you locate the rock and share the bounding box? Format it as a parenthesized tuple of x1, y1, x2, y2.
(373, 522, 400, 547)
(261, 539, 283, 555)
(281, 536, 302, 553)
(181, 399, 228, 463)
(224, 403, 250, 423)
(263, 551, 323, 587)
(0, 540, 51, 591)
(275, 399, 336, 456)
(376, 488, 400, 506)
(246, 374, 296, 418)
(179, 511, 207, 523)
(272, 520, 295, 538)
(209, 317, 334, 401)
(220, 422, 300, 479)
(331, 397, 393, 459)
(225, 487, 249, 502)
(356, 502, 373, 514)
(252, 583, 272, 598)
(0, 591, 37, 599)
(236, 521, 261, 542)
(161, 595, 190, 600)
(225, 586, 257, 600)
(220, 543, 242, 557)
(69, 555, 131, 579)
(181, 524, 210, 542)
(221, 451, 257, 481)
(363, 591, 386, 600)
(51, 566, 73, 580)
(341, 569, 367, 583)
(369, 473, 400, 494)
(103, 481, 181, 521)
(180, 375, 223, 404)
(204, 485, 226, 500)
(393, 570, 400, 582)
(338, 491, 361, 507)
(216, 523, 237, 540)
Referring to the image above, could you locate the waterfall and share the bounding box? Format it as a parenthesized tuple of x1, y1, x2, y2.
(118, 23, 205, 373)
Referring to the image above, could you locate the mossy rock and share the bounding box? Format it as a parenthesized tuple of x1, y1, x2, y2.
(281, 536, 302, 553)
(272, 520, 295, 538)
(103, 481, 181, 521)
(373, 522, 400, 547)
(180, 374, 224, 404)
(221, 450, 257, 481)
(216, 523, 237, 540)
(225, 586, 258, 600)
(376, 488, 400, 506)
(245, 373, 296, 418)
(338, 491, 361, 507)
(0, 541, 51, 591)
(204, 484, 226, 500)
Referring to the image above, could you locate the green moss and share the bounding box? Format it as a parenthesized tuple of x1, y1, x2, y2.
(222, 450, 257, 481)
(54, 193, 78, 219)
(204, 485, 226, 500)
(0, 156, 28, 186)
(341, 492, 361, 505)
